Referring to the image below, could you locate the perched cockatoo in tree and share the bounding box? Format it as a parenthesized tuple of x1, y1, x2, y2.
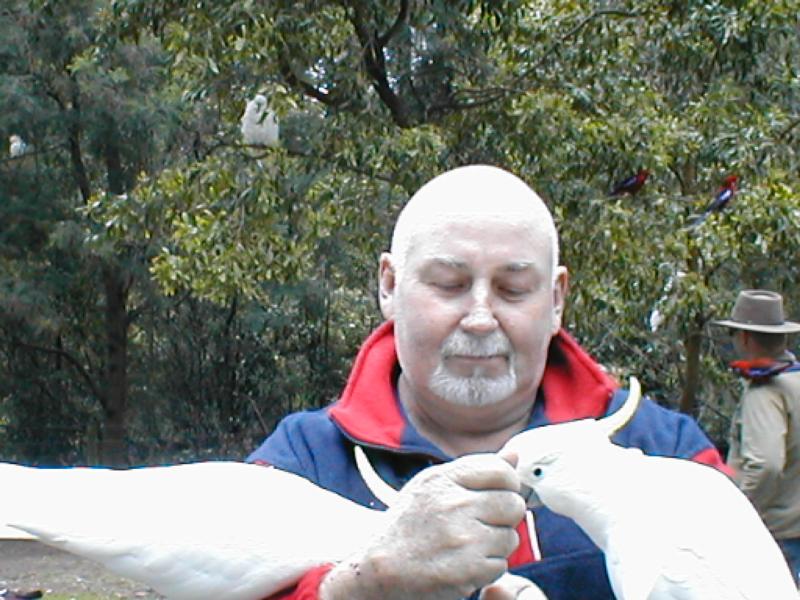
(609, 169, 650, 196)
(8, 135, 28, 158)
(240, 94, 280, 148)
(498, 378, 797, 600)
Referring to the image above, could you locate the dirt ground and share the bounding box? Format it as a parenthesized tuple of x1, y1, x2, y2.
(0, 540, 163, 598)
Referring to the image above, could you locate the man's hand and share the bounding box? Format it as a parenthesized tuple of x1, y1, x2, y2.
(320, 452, 526, 600)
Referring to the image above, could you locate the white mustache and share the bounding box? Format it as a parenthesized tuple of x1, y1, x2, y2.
(441, 330, 512, 358)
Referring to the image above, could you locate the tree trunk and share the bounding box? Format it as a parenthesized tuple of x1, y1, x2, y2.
(100, 263, 130, 465)
(680, 329, 702, 416)
(99, 116, 132, 466)
(67, 85, 92, 202)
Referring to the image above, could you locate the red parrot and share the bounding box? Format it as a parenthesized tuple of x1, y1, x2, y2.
(691, 175, 738, 226)
(703, 174, 738, 214)
(609, 168, 650, 196)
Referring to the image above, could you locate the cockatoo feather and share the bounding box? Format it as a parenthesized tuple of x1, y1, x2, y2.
(2, 461, 385, 599)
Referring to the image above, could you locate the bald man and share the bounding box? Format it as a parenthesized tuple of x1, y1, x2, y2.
(248, 165, 726, 600)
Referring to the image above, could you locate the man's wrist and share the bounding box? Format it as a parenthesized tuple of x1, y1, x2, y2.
(319, 553, 393, 600)
(319, 560, 362, 600)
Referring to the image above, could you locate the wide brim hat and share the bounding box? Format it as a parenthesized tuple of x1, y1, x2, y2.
(713, 289, 800, 334)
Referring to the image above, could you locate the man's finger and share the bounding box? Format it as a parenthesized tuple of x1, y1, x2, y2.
(450, 453, 521, 492)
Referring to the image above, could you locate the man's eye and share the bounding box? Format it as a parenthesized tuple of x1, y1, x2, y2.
(501, 287, 528, 298)
(436, 282, 465, 291)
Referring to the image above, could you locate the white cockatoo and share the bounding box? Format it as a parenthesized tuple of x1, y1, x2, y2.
(8, 135, 28, 158)
(498, 377, 798, 600)
(240, 94, 280, 148)
(1, 461, 386, 599)
(1, 458, 550, 600)
(648, 308, 664, 333)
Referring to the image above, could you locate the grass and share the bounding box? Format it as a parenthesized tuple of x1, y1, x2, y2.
(45, 596, 109, 600)
(44, 592, 148, 600)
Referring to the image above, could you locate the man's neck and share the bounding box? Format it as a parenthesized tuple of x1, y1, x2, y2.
(397, 376, 534, 457)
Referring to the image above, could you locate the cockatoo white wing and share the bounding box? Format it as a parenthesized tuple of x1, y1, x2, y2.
(506, 377, 797, 600)
(642, 456, 796, 600)
(2, 461, 387, 600)
(603, 513, 668, 600)
(570, 452, 797, 600)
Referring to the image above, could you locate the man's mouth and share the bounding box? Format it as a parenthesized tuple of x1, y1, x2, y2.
(449, 354, 505, 361)
(445, 354, 508, 375)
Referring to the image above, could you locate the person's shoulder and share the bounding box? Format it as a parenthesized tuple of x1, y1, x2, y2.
(276, 405, 337, 432)
(246, 404, 346, 470)
(743, 374, 795, 406)
(610, 388, 714, 459)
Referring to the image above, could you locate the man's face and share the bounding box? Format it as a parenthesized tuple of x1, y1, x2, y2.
(730, 329, 751, 359)
(381, 217, 566, 409)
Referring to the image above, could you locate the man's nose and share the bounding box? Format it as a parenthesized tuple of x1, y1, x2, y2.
(460, 293, 499, 334)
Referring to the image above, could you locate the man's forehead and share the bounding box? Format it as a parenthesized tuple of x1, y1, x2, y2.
(410, 215, 548, 248)
(420, 255, 540, 273)
(390, 165, 559, 273)
(408, 220, 553, 272)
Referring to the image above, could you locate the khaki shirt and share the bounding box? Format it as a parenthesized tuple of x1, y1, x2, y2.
(728, 360, 800, 540)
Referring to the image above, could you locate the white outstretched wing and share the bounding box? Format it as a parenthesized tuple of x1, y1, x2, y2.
(1, 461, 386, 600)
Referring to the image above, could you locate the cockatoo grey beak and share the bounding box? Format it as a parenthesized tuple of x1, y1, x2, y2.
(520, 484, 542, 508)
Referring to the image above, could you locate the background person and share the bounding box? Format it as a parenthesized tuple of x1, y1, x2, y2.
(714, 289, 800, 584)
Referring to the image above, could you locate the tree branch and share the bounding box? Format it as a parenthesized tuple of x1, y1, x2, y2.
(431, 9, 644, 113)
(377, 0, 410, 48)
(278, 58, 344, 107)
(13, 338, 104, 404)
(201, 133, 407, 190)
(344, 0, 412, 127)
(0, 142, 66, 165)
(777, 115, 800, 141)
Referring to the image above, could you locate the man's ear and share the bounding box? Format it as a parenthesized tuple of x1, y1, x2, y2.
(378, 253, 397, 319)
(551, 266, 569, 334)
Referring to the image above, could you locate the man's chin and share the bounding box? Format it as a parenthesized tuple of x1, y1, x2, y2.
(431, 374, 517, 408)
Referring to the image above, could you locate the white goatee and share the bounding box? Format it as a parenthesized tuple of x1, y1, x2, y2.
(430, 329, 517, 407)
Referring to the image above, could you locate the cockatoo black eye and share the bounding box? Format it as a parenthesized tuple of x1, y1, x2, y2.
(533, 467, 543, 477)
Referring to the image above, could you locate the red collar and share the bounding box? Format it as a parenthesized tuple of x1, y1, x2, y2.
(328, 321, 617, 449)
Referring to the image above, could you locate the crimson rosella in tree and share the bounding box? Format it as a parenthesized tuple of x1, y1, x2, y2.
(704, 174, 738, 214)
(690, 175, 738, 226)
(609, 168, 650, 196)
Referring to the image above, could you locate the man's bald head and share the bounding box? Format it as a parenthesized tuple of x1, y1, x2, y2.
(389, 165, 560, 280)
